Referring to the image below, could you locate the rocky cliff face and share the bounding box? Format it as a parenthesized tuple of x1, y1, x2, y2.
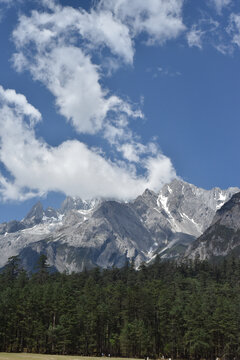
(0, 179, 239, 272)
(185, 192, 240, 260)
(130, 180, 239, 259)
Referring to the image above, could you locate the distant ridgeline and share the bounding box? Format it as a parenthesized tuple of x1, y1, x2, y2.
(1, 254, 240, 360)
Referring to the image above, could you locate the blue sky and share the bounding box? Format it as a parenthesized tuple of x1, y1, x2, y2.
(0, 0, 239, 222)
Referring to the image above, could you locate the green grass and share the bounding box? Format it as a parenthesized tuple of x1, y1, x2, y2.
(0, 355, 140, 360)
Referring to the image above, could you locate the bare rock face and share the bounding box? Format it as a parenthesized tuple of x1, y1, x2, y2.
(0, 179, 239, 273)
(23, 201, 44, 227)
(211, 192, 240, 231)
(156, 179, 239, 235)
(185, 192, 240, 260)
(60, 196, 98, 213)
(130, 180, 239, 259)
(44, 207, 58, 219)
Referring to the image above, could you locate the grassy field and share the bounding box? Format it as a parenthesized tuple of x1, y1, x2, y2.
(0, 355, 141, 360)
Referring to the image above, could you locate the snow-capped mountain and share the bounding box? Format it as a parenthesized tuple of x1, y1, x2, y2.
(0, 179, 239, 272)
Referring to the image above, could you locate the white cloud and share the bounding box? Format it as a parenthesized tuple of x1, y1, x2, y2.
(0, 86, 41, 123)
(186, 17, 221, 51)
(117, 141, 158, 163)
(12, 6, 142, 136)
(98, 0, 185, 45)
(0, 86, 176, 201)
(187, 26, 203, 49)
(8, 0, 183, 202)
(11, 0, 185, 143)
(214, 43, 233, 54)
(228, 13, 240, 48)
(14, 46, 138, 135)
(13, 4, 134, 63)
(211, 0, 231, 14)
(144, 155, 176, 191)
(102, 116, 160, 164)
(77, 9, 134, 64)
(149, 65, 182, 78)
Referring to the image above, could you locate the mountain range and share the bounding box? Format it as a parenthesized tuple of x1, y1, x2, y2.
(0, 179, 239, 272)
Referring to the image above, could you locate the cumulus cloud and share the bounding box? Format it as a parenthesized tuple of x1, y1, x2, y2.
(13, 45, 139, 135)
(0, 86, 176, 201)
(117, 141, 159, 163)
(0, 86, 41, 123)
(12, 8, 139, 135)
(13, 2, 133, 62)
(98, 0, 185, 45)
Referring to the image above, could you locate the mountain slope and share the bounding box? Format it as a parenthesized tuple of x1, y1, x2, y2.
(185, 192, 240, 260)
(130, 180, 239, 259)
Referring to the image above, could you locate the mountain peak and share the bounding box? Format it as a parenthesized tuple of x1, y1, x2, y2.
(24, 201, 44, 222)
(60, 196, 96, 213)
(142, 188, 157, 198)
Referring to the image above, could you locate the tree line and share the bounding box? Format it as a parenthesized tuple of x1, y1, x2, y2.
(1, 254, 240, 360)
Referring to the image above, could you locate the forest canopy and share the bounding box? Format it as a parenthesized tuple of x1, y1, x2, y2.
(0, 255, 240, 360)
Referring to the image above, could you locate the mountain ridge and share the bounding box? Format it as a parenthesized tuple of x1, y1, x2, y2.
(0, 179, 239, 272)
